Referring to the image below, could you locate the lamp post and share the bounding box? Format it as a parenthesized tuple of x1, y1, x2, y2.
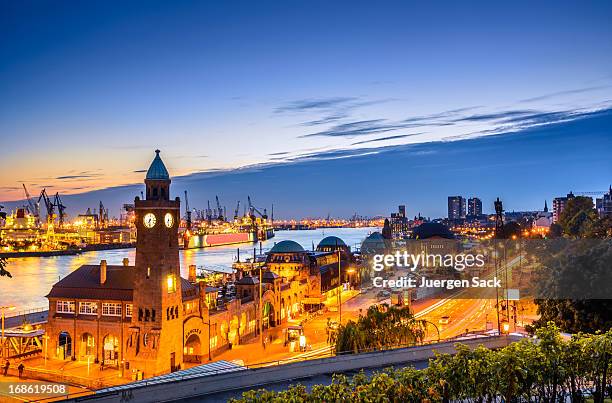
(256, 248, 263, 347)
(1, 306, 16, 358)
(337, 247, 342, 325)
(201, 320, 213, 361)
(42, 334, 49, 367)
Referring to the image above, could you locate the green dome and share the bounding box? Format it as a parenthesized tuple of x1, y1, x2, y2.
(269, 240, 305, 253)
(317, 236, 347, 248)
(365, 232, 384, 241)
(146, 149, 170, 180)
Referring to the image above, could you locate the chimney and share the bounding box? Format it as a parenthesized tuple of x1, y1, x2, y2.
(100, 260, 107, 285)
(188, 265, 197, 284)
(122, 258, 129, 267)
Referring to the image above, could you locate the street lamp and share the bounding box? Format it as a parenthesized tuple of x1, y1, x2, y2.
(42, 334, 50, 367)
(201, 320, 213, 362)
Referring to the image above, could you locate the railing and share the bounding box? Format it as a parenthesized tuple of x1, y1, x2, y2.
(50, 334, 517, 402)
(5, 306, 47, 319)
(47, 334, 519, 402)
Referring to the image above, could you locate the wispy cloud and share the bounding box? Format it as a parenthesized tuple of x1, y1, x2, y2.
(275, 96, 396, 128)
(452, 110, 536, 122)
(56, 173, 102, 180)
(274, 97, 357, 113)
(519, 86, 609, 103)
(300, 119, 410, 138)
(351, 133, 423, 146)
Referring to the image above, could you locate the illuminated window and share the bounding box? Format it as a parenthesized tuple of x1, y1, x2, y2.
(147, 267, 151, 279)
(102, 303, 122, 316)
(56, 300, 75, 313)
(167, 274, 177, 293)
(79, 302, 98, 315)
(210, 335, 218, 350)
(125, 304, 133, 317)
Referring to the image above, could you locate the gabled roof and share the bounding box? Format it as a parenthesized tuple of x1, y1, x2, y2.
(46, 265, 134, 301)
(47, 264, 197, 302)
(236, 275, 259, 285)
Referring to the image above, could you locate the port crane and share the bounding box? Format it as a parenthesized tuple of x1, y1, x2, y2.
(233, 201, 240, 220)
(38, 189, 55, 225)
(215, 196, 224, 221)
(206, 200, 212, 223)
(247, 196, 268, 219)
(53, 192, 66, 228)
(22, 184, 40, 217)
(575, 190, 609, 196)
(98, 201, 108, 228)
(184, 190, 192, 230)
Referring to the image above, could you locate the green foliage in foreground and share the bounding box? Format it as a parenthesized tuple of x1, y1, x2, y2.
(331, 304, 426, 354)
(0, 257, 11, 278)
(231, 323, 612, 403)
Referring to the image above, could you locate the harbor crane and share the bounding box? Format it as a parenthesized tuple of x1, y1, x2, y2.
(575, 190, 608, 196)
(53, 192, 66, 228)
(247, 196, 268, 219)
(215, 195, 224, 221)
(22, 184, 40, 217)
(99, 201, 108, 228)
(234, 201, 240, 220)
(38, 189, 55, 224)
(206, 200, 212, 223)
(184, 190, 192, 230)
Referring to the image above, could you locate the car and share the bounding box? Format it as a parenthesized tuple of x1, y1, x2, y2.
(438, 316, 450, 325)
(376, 290, 391, 299)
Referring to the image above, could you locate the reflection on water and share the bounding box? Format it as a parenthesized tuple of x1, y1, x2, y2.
(0, 228, 377, 311)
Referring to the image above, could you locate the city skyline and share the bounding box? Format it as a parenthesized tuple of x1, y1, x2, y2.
(2, 1, 612, 207)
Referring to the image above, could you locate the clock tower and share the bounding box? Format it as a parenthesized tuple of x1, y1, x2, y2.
(126, 149, 184, 376)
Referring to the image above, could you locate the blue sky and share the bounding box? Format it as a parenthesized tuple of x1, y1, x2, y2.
(1, 1, 611, 217)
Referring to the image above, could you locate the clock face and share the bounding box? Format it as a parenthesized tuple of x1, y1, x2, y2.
(164, 213, 174, 228)
(143, 213, 156, 228)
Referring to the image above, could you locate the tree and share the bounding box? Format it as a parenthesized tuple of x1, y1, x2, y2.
(0, 257, 11, 278)
(331, 304, 425, 354)
(231, 324, 612, 402)
(532, 240, 612, 333)
(559, 196, 598, 238)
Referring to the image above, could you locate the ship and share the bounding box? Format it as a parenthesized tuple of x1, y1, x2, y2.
(0, 207, 43, 251)
(180, 195, 274, 248)
(181, 219, 274, 248)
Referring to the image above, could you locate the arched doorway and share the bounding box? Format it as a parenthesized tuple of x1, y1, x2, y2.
(228, 315, 239, 346)
(263, 302, 275, 329)
(58, 332, 72, 360)
(102, 335, 119, 366)
(184, 333, 202, 363)
(80, 333, 95, 357)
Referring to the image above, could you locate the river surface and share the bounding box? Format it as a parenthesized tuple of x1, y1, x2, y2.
(0, 228, 378, 312)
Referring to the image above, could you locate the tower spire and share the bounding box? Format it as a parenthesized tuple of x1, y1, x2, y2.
(543, 200, 548, 213)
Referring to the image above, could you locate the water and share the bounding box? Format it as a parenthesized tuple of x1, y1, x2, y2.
(0, 228, 378, 311)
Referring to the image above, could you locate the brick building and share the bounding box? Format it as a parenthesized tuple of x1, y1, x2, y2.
(44, 150, 354, 378)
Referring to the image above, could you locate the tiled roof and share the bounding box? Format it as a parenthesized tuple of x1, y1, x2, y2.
(46, 265, 134, 301)
(47, 264, 197, 302)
